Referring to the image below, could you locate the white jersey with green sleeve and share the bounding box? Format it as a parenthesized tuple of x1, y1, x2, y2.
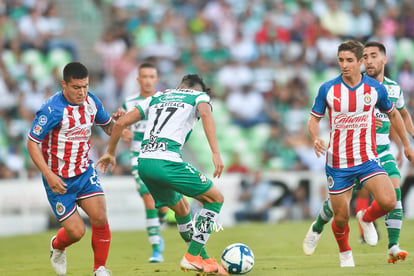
(122, 95, 148, 153)
(136, 88, 211, 162)
(374, 76, 405, 157)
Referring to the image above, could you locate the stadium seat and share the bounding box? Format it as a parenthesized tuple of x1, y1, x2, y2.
(1, 50, 16, 68)
(21, 49, 44, 66)
(46, 48, 73, 72)
(395, 38, 414, 68)
(31, 63, 51, 83)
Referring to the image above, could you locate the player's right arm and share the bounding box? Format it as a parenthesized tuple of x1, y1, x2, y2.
(308, 114, 325, 158)
(97, 107, 143, 173)
(27, 139, 67, 194)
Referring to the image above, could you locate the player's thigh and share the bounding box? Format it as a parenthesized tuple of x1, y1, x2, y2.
(195, 184, 224, 204)
(60, 211, 86, 240)
(141, 193, 156, 209)
(364, 174, 396, 206)
(330, 189, 353, 220)
(138, 159, 183, 208)
(78, 195, 108, 225)
(139, 159, 213, 198)
(169, 197, 191, 217)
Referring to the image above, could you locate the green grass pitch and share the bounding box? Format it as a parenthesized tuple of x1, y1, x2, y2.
(1, 219, 414, 275)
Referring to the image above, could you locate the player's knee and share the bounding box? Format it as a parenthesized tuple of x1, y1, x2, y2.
(333, 213, 349, 228)
(382, 197, 396, 212)
(67, 226, 86, 242)
(214, 192, 224, 204)
(89, 213, 108, 226)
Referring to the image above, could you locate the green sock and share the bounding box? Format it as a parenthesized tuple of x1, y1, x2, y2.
(175, 213, 193, 243)
(188, 202, 222, 256)
(313, 198, 333, 233)
(200, 247, 210, 259)
(146, 209, 161, 251)
(386, 188, 403, 249)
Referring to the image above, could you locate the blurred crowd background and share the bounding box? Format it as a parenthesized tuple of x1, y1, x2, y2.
(1, 0, 414, 180)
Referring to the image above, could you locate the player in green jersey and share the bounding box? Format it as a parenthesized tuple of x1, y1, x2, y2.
(97, 74, 228, 274)
(118, 62, 168, 263)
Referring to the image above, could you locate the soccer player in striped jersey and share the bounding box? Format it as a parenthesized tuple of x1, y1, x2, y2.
(303, 41, 414, 264)
(97, 74, 228, 274)
(27, 62, 116, 276)
(306, 40, 414, 267)
(118, 62, 168, 263)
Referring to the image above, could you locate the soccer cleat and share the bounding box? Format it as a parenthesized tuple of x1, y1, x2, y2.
(356, 210, 378, 246)
(339, 250, 355, 267)
(388, 244, 408, 264)
(303, 221, 322, 256)
(93, 266, 111, 276)
(202, 258, 228, 275)
(50, 235, 67, 276)
(180, 253, 204, 273)
(148, 250, 164, 263)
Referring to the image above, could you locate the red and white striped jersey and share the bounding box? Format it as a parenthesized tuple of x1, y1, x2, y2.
(28, 91, 111, 178)
(310, 74, 394, 168)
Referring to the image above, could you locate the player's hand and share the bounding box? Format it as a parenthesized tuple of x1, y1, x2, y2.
(45, 172, 67, 194)
(404, 146, 414, 166)
(374, 117, 383, 129)
(212, 152, 224, 178)
(96, 153, 116, 174)
(312, 138, 326, 158)
(112, 108, 126, 121)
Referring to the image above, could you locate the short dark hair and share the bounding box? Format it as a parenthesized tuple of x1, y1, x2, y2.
(364, 41, 386, 55)
(63, 62, 88, 83)
(139, 62, 157, 70)
(180, 74, 211, 94)
(338, 40, 364, 60)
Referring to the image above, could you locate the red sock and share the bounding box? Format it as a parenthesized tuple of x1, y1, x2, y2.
(355, 198, 369, 214)
(53, 227, 74, 250)
(363, 199, 388, 222)
(92, 223, 111, 270)
(331, 220, 351, 252)
(355, 198, 369, 236)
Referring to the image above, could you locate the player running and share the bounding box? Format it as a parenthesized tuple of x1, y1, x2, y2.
(27, 62, 116, 276)
(97, 74, 228, 274)
(118, 62, 168, 263)
(306, 40, 414, 267)
(303, 42, 414, 264)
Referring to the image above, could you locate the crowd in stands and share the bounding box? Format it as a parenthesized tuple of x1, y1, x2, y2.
(1, 0, 414, 179)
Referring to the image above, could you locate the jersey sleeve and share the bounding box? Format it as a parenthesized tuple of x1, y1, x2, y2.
(310, 83, 328, 117)
(90, 93, 112, 126)
(396, 86, 405, 110)
(376, 84, 394, 113)
(137, 96, 153, 119)
(28, 104, 62, 143)
(195, 93, 212, 117)
(195, 93, 210, 105)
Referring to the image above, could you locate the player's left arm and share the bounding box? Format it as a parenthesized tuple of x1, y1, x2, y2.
(97, 108, 143, 173)
(198, 101, 224, 178)
(389, 124, 403, 166)
(399, 107, 414, 138)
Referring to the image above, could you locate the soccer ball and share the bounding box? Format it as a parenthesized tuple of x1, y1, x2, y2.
(221, 243, 254, 274)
